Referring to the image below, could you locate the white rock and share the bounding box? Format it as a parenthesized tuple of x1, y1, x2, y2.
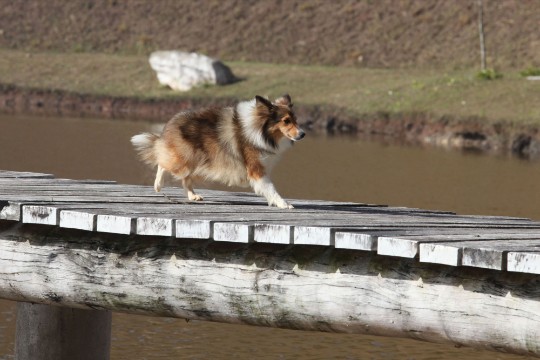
(149, 51, 236, 91)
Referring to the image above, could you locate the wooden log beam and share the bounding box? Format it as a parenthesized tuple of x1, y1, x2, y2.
(1, 222, 540, 357)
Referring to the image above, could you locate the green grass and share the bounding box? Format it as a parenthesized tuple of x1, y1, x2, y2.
(476, 69, 503, 81)
(1, 49, 539, 124)
(520, 67, 540, 77)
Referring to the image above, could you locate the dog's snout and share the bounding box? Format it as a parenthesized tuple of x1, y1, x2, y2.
(296, 130, 306, 140)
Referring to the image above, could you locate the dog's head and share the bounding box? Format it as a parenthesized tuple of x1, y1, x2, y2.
(255, 94, 305, 142)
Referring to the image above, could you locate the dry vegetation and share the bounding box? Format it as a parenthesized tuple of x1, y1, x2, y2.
(0, 0, 538, 69)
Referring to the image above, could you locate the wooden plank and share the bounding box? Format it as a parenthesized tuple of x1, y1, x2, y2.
(68, 207, 540, 245)
(293, 226, 334, 246)
(26, 208, 540, 231)
(21, 205, 58, 226)
(8, 202, 540, 242)
(96, 214, 135, 235)
(377, 236, 419, 258)
(335, 232, 377, 251)
(0, 178, 120, 185)
(377, 230, 540, 259)
(63, 208, 468, 223)
(0, 193, 441, 218)
(213, 222, 253, 243)
(45, 207, 370, 240)
(0, 185, 377, 208)
(420, 242, 462, 266)
(0, 178, 114, 184)
(31, 204, 539, 227)
(6, 203, 121, 224)
(0, 191, 464, 216)
(0, 193, 378, 214)
(0, 202, 19, 221)
(2, 186, 537, 226)
(0, 170, 54, 178)
(339, 229, 540, 254)
(45, 204, 376, 217)
(0, 189, 157, 196)
(0, 201, 481, 223)
(8, 204, 540, 249)
(0, 195, 178, 204)
(49, 206, 385, 225)
(4, 179, 524, 219)
(0, 174, 532, 224)
(12, 170, 540, 278)
(6, 172, 540, 259)
(254, 224, 293, 244)
(136, 217, 174, 237)
(60, 210, 97, 231)
(0, 190, 456, 221)
(16, 204, 322, 236)
(3, 202, 131, 222)
(462, 239, 540, 270)
(0, 184, 158, 193)
(507, 251, 540, 274)
(417, 236, 540, 269)
(175, 219, 214, 239)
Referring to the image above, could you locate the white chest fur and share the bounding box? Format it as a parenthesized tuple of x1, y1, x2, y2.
(260, 138, 293, 174)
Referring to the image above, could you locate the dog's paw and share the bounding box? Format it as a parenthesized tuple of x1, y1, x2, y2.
(154, 185, 161, 193)
(189, 194, 204, 201)
(275, 200, 294, 209)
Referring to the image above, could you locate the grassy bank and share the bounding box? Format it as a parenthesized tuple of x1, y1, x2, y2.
(0, 49, 538, 125)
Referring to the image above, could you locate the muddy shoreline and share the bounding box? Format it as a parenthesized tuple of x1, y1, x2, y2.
(1, 83, 540, 159)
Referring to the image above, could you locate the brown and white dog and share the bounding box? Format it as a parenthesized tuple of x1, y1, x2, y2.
(131, 94, 305, 209)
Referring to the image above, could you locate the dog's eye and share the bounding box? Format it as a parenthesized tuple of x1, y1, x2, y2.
(283, 118, 291, 125)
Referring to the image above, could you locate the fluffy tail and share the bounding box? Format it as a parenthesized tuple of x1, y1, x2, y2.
(130, 133, 159, 166)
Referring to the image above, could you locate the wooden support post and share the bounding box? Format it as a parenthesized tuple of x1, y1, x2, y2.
(477, 0, 487, 71)
(15, 302, 112, 360)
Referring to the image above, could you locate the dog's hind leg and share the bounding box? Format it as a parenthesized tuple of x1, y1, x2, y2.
(182, 176, 203, 201)
(154, 165, 165, 192)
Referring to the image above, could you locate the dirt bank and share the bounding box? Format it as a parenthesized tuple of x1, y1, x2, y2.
(2, 84, 540, 160)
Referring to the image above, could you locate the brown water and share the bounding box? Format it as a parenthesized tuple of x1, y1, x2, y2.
(0, 114, 538, 359)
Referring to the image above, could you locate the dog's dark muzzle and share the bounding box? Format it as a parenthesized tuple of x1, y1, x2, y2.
(294, 130, 306, 141)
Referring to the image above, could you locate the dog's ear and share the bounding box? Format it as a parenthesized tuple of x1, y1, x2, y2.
(255, 95, 273, 110)
(274, 94, 293, 108)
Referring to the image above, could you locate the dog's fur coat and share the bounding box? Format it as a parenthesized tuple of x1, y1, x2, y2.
(131, 95, 304, 209)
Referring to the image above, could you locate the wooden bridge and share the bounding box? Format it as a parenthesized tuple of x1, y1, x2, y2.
(2, 170, 540, 359)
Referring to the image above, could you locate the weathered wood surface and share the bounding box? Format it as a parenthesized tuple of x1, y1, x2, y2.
(16, 302, 111, 360)
(3, 170, 540, 274)
(6, 170, 540, 356)
(0, 170, 53, 178)
(1, 222, 540, 356)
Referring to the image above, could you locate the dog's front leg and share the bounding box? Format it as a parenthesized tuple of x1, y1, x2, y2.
(250, 176, 293, 209)
(245, 148, 293, 209)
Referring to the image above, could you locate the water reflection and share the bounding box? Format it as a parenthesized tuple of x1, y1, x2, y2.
(0, 114, 537, 359)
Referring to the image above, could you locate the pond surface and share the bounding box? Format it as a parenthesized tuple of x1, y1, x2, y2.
(0, 114, 538, 359)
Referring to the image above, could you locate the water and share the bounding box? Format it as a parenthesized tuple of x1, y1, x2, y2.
(0, 114, 537, 359)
